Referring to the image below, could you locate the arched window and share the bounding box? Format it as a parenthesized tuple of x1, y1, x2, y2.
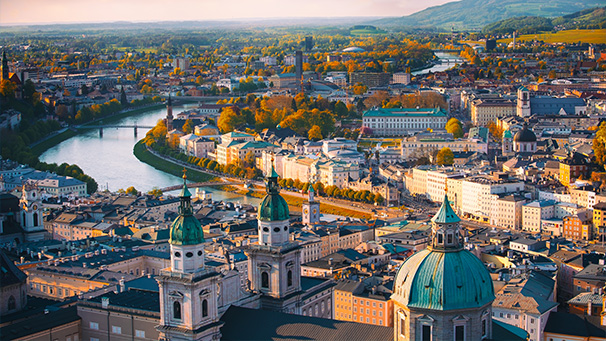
(173, 301, 181, 320)
(33, 212, 38, 226)
(8, 296, 16, 310)
(22, 213, 26, 225)
(287, 270, 293, 287)
(202, 299, 208, 317)
(261, 271, 269, 288)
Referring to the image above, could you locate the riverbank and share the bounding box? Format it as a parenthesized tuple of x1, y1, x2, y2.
(30, 103, 166, 157)
(133, 140, 217, 183)
(31, 128, 79, 156)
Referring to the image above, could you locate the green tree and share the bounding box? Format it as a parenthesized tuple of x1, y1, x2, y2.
(374, 193, 384, 205)
(0, 79, 16, 98)
(308, 125, 323, 140)
(445, 118, 463, 139)
(436, 147, 454, 166)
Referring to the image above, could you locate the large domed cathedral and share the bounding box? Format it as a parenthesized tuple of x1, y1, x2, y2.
(392, 194, 495, 340)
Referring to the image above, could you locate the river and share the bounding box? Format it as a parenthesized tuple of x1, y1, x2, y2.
(412, 51, 464, 75)
(39, 103, 262, 205)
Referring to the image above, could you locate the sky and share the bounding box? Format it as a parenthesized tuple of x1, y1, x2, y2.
(0, 0, 453, 25)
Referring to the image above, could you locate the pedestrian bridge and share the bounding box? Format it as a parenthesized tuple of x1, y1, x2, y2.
(160, 180, 246, 192)
(80, 124, 155, 137)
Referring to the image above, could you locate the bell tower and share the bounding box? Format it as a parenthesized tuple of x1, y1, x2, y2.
(516, 86, 531, 117)
(302, 185, 320, 225)
(156, 171, 223, 341)
(245, 165, 302, 313)
(19, 182, 46, 241)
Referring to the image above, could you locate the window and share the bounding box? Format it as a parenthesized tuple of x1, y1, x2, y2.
(135, 330, 145, 338)
(7, 296, 15, 310)
(90, 338, 99, 341)
(455, 325, 465, 341)
(89, 322, 99, 330)
(202, 299, 208, 317)
(482, 319, 487, 337)
(173, 301, 182, 320)
(422, 325, 431, 341)
(261, 271, 269, 288)
(287, 270, 293, 287)
(111, 326, 121, 334)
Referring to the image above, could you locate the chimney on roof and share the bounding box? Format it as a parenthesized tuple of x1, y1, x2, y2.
(119, 276, 125, 292)
(101, 297, 109, 309)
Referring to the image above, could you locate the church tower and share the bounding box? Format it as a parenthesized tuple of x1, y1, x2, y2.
(516, 86, 531, 117)
(392, 194, 494, 340)
(1, 50, 9, 81)
(19, 183, 46, 241)
(246, 166, 302, 313)
(502, 129, 513, 155)
(156, 173, 223, 341)
(302, 185, 320, 225)
(166, 94, 174, 131)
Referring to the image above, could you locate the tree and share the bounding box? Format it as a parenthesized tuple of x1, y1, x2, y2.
(308, 125, 323, 140)
(0, 79, 16, 98)
(182, 119, 195, 134)
(148, 188, 163, 197)
(125, 186, 138, 195)
(436, 147, 454, 166)
(594, 122, 606, 168)
(445, 118, 463, 138)
(487, 121, 503, 141)
(374, 193, 384, 205)
(244, 151, 256, 168)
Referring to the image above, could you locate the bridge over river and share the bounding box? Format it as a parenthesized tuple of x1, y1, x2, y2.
(160, 180, 248, 192)
(78, 124, 155, 137)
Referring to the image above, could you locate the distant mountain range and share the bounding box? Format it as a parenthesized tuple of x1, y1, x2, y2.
(482, 7, 605, 34)
(371, 0, 606, 30)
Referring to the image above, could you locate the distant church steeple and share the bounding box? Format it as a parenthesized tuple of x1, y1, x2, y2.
(2, 50, 9, 81)
(166, 94, 173, 131)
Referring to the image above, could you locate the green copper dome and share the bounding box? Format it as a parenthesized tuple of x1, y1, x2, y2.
(393, 248, 495, 311)
(169, 174, 205, 245)
(258, 166, 290, 222)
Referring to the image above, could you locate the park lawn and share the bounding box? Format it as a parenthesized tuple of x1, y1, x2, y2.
(498, 29, 606, 44)
(133, 140, 216, 183)
(350, 29, 386, 36)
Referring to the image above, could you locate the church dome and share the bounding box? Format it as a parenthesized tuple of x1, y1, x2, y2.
(392, 248, 494, 311)
(169, 176, 205, 245)
(392, 195, 494, 311)
(513, 126, 536, 143)
(258, 167, 289, 222)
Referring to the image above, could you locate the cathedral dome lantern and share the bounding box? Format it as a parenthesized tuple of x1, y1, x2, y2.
(392, 194, 495, 340)
(257, 166, 290, 246)
(169, 171, 205, 273)
(258, 167, 289, 222)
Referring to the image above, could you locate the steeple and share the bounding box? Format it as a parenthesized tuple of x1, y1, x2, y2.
(429, 193, 463, 251)
(168, 170, 205, 273)
(2, 50, 9, 81)
(166, 93, 173, 131)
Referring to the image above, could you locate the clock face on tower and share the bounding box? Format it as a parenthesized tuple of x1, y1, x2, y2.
(312, 208, 317, 215)
(304, 208, 309, 214)
(32, 204, 38, 211)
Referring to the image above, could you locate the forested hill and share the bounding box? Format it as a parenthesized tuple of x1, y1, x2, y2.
(482, 7, 606, 34)
(370, 0, 605, 30)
